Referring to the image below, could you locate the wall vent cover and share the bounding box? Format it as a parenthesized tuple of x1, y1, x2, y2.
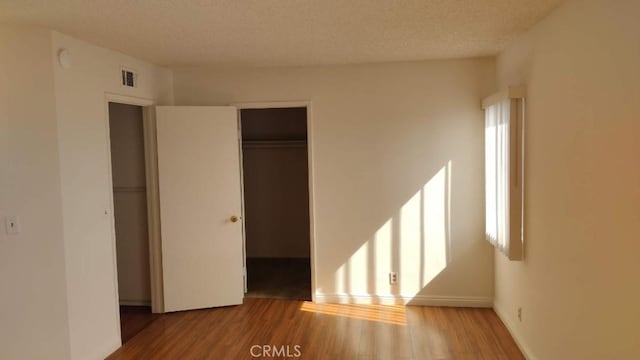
(121, 68, 137, 87)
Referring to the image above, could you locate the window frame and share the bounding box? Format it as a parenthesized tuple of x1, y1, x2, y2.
(482, 86, 525, 261)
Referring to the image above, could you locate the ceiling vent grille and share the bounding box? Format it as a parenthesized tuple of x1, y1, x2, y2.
(121, 68, 137, 88)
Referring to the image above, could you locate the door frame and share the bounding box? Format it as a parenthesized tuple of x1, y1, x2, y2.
(233, 101, 318, 302)
(103, 93, 164, 319)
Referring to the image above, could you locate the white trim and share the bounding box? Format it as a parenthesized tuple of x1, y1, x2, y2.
(105, 92, 152, 107)
(233, 101, 318, 303)
(481, 86, 526, 109)
(493, 302, 536, 360)
(230, 100, 310, 109)
(314, 293, 494, 308)
(104, 93, 155, 346)
(236, 113, 248, 294)
(142, 107, 164, 313)
(103, 93, 162, 333)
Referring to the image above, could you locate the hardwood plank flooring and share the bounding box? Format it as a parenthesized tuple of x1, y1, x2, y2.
(246, 257, 312, 300)
(107, 298, 523, 360)
(119, 306, 160, 344)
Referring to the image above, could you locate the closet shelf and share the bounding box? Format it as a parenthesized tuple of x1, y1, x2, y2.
(113, 186, 146, 193)
(242, 140, 307, 149)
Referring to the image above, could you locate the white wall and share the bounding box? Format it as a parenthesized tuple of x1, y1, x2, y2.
(0, 25, 71, 359)
(494, 0, 640, 359)
(51, 32, 173, 359)
(174, 60, 497, 305)
(109, 103, 151, 304)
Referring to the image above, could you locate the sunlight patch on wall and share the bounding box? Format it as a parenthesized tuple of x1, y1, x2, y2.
(400, 186, 421, 295)
(331, 162, 452, 301)
(421, 165, 448, 289)
(374, 219, 392, 294)
(348, 241, 369, 294)
(336, 263, 345, 294)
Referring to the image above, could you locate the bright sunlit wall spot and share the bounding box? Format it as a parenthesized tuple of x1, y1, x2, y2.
(330, 162, 451, 303)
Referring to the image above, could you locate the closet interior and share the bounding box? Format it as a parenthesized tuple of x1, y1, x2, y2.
(241, 107, 312, 301)
(108, 102, 158, 343)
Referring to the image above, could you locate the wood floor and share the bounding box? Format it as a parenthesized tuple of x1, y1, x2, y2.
(246, 257, 312, 300)
(108, 298, 523, 359)
(119, 306, 160, 344)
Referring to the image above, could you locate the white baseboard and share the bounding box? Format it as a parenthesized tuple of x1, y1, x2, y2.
(119, 299, 151, 306)
(314, 293, 493, 308)
(493, 302, 536, 360)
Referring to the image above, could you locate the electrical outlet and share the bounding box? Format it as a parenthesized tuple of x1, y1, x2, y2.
(389, 272, 398, 285)
(5, 216, 21, 235)
(517, 307, 522, 322)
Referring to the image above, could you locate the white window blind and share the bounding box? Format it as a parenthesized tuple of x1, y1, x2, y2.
(483, 87, 524, 260)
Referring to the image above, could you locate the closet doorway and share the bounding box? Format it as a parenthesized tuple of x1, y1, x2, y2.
(240, 107, 312, 301)
(107, 102, 158, 343)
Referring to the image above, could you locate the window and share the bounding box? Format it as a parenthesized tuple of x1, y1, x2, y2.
(483, 87, 525, 260)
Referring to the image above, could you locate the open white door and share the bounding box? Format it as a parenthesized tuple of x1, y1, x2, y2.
(155, 106, 244, 312)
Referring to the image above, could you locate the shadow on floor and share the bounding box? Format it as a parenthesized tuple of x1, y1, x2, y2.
(119, 305, 160, 344)
(245, 257, 311, 301)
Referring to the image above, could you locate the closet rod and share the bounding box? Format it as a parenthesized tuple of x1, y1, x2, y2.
(113, 186, 146, 193)
(242, 140, 307, 149)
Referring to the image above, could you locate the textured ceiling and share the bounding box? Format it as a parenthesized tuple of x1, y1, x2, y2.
(0, 0, 564, 67)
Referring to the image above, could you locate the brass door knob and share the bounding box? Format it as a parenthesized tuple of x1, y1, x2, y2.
(230, 215, 239, 223)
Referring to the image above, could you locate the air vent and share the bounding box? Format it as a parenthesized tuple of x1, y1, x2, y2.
(121, 68, 137, 88)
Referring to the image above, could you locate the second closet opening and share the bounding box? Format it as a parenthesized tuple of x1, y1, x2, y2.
(240, 107, 311, 301)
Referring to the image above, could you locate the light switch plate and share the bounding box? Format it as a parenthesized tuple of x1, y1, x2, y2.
(5, 216, 20, 235)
